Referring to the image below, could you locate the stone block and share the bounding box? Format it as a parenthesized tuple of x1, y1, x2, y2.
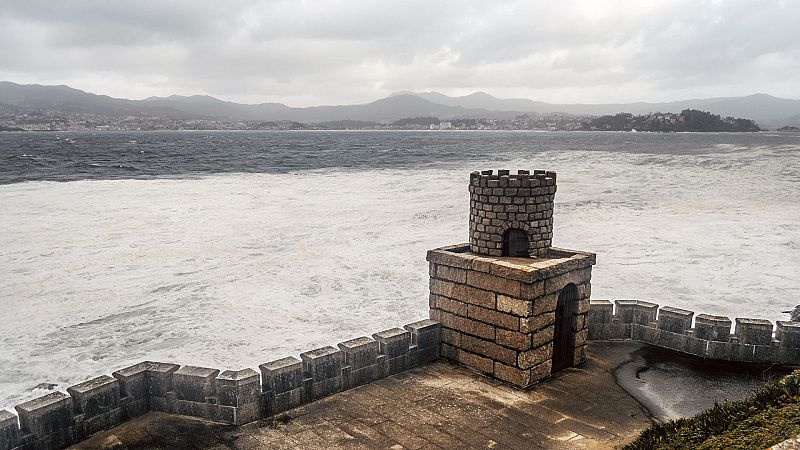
(80, 407, 123, 436)
(572, 345, 586, 366)
(733, 343, 757, 362)
(431, 310, 495, 340)
(409, 346, 438, 367)
(518, 281, 545, 300)
(430, 279, 495, 309)
(338, 336, 379, 369)
(573, 314, 586, 332)
(573, 328, 589, 347)
(543, 268, 592, 295)
(532, 294, 558, 315)
(0, 410, 20, 450)
(460, 335, 517, 365)
(372, 328, 411, 358)
(112, 362, 149, 401)
(426, 247, 478, 269)
(493, 362, 531, 388)
(686, 337, 709, 357)
(521, 311, 555, 333)
(260, 357, 303, 394)
(467, 305, 519, 330)
(119, 398, 148, 421)
(587, 300, 613, 325)
(496, 328, 532, 350)
(734, 318, 773, 346)
(753, 344, 779, 364)
(776, 321, 800, 348)
(615, 300, 658, 325)
(777, 346, 800, 365)
(216, 369, 260, 407)
(435, 265, 467, 283)
(385, 355, 408, 375)
(497, 295, 533, 317)
(270, 388, 303, 415)
(301, 347, 344, 382)
(457, 350, 494, 374)
(15, 392, 73, 438)
(518, 342, 553, 370)
(346, 365, 378, 388)
(431, 295, 468, 316)
(231, 401, 259, 425)
(67, 375, 121, 418)
(694, 314, 732, 342)
(658, 306, 694, 334)
(466, 271, 521, 297)
(706, 340, 733, 360)
(174, 366, 219, 402)
(531, 326, 554, 349)
(310, 377, 342, 399)
(145, 362, 180, 397)
(531, 360, 553, 382)
(405, 319, 441, 350)
(654, 329, 689, 352)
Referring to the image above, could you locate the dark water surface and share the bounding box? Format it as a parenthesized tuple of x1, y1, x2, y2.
(2, 130, 799, 184)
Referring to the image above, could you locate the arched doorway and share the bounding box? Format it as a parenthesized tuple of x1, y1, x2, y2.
(552, 283, 578, 373)
(502, 228, 529, 257)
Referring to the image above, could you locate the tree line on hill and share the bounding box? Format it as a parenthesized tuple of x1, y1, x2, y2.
(583, 109, 761, 132)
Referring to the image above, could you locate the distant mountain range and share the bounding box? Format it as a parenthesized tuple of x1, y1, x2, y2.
(2, 81, 799, 128)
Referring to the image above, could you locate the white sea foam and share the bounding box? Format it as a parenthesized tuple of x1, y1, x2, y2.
(1, 146, 799, 409)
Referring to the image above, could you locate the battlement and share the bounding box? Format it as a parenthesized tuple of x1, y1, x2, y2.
(587, 300, 800, 364)
(468, 169, 557, 257)
(468, 170, 557, 186)
(0, 320, 441, 450)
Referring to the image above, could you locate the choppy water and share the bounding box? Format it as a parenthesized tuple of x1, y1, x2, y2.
(1, 130, 799, 410)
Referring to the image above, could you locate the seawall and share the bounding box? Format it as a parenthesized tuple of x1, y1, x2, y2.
(0, 319, 440, 450)
(587, 300, 800, 364)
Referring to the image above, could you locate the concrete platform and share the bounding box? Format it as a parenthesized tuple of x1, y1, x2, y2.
(71, 342, 652, 449)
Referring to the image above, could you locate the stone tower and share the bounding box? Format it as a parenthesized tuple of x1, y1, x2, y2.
(469, 169, 556, 257)
(428, 170, 596, 388)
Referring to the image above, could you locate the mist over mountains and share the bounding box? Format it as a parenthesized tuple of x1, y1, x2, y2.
(2, 81, 799, 128)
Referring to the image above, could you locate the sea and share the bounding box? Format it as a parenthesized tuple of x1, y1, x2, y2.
(1, 130, 799, 410)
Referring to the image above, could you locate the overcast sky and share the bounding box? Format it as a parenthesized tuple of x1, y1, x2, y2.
(1, 0, 798, 106)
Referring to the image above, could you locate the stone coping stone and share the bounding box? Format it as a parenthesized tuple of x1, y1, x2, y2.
(300, 346, 341, 361)
(659, 306, 694, 317)
(338, 336, 377, 351)
(404, 319, 440, 333)
(66, 375, 117, 395)
(0, 408, 17, 424)
(174, 366, 220, 379)
(217, 369, 259, 383)
(14, 392, 70, 414)
(259, 356, 301, 373)
(426, 244, 595, 283)
(735, 318, 773, 327)
(696, 314, 732, 324)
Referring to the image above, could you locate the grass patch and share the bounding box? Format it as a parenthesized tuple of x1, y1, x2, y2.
(624, 370, 800, 450)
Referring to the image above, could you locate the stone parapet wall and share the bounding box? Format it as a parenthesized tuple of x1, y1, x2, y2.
(428, 244, 594, 388)
(588, 300, 800, 364)
(468, 170, 556, 257)
(0, 320, 440, 450)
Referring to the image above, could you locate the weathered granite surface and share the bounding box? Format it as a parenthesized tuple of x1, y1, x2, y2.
(588, 300, 800, 365)
(71, 342, 654, 449)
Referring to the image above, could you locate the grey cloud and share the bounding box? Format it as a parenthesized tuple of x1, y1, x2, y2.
(0, 0, 797, 105)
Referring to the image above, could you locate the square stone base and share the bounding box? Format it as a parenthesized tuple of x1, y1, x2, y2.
(428, 244, 595, 388)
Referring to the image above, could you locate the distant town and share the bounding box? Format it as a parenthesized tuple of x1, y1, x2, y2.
(0, 109, 763, 132)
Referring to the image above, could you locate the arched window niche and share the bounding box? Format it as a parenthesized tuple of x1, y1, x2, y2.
(502, 228, 529, 257)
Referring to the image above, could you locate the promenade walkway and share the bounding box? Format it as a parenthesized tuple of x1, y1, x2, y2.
(73, 342, 653, 449)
